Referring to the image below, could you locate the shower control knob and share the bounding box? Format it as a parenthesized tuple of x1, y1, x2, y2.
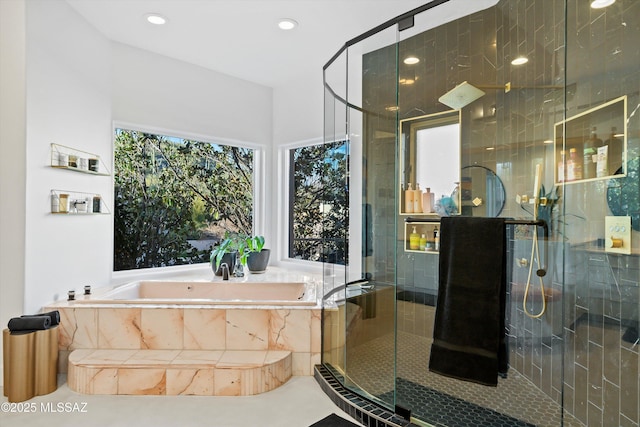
(607, 237, 623, 248)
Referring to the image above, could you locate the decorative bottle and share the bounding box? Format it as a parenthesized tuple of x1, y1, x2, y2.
(583, 127, 601, 179)
(409, 226, 420, 250)
(404, 183, 414, 213)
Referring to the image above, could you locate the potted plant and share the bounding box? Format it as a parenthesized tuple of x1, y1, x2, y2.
(210, 233, 244, 276)
(242, 235, 271, 273)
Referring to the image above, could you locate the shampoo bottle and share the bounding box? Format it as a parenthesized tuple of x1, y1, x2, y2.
(422, 187, 433, 213)
(567, 148, 582, 181)
(404, 183, 414, 213)
(419, 234, 427, 251)
(414, 183, 423, 213)
(409, 226, 420, 250)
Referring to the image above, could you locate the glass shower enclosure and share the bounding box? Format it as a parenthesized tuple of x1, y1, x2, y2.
(322, 0, 639, 426)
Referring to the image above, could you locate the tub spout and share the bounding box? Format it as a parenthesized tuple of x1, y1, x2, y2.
(220, 263, 229, 280)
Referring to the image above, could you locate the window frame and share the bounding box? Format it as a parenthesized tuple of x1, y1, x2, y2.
(277, 137, 351, 272)
(110, 121, 265, 279)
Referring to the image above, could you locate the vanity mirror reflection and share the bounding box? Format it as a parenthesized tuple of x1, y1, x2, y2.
(399, 110, 461, 216)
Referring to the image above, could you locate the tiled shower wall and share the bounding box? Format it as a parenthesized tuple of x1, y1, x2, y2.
(362, 0, 639, 425)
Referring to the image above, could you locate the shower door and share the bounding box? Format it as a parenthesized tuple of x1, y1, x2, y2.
(323, 1, 639, 426)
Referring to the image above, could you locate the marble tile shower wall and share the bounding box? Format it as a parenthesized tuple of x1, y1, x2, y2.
(361, 1, 639, 426)
(559, 1, 639, 426)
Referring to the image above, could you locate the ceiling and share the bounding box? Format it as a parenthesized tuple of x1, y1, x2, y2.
(65, 0, 432, 88)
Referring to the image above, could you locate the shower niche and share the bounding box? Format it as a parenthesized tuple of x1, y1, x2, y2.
(554, 96, 627, 184)
(399, 110, 461, 217)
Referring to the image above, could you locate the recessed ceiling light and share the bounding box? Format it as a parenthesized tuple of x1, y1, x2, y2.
(404, 56, 420, 65)
(511, 56, 528, 65)
(146, 14, 167, 25)
(278, 19, 298, 30)
(591, 0, 615, 8)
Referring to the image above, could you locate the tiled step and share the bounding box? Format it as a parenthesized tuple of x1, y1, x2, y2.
(68, 349, 291, 396)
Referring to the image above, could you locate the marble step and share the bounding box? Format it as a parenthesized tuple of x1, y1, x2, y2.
(68, 348, 291, 396)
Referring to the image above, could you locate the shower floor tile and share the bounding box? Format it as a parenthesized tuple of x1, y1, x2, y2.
(344, 330, 584, 427)
(382, 378, 534, 427)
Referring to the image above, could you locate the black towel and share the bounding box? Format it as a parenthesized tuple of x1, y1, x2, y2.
(7, 315, 51, 334)
(428, 216, 508, 386)
(22, 310, 60, 326)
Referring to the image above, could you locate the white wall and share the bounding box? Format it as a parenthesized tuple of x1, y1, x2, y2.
(112, 43, 273, 147)
(23, 0, 113, 314)
(0, 0, 27, 386)
(270, 71, 325, 269)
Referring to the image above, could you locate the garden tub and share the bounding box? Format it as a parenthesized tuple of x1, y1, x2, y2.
(74, 280, 317, 306)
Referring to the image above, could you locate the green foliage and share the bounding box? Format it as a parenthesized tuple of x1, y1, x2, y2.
(290, 141, 348, 264)
(238, 235, 265, 265)
(113, 129, 253, 271)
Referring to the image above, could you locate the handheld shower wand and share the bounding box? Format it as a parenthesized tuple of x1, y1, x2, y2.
(523, 164, 547, 318)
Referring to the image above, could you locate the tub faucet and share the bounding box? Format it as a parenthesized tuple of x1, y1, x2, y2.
(220, 263, 230, 280)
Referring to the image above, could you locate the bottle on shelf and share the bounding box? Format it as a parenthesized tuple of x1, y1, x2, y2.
(404, 183, 414, 213)
(566, 148, 582, 181)
(414, 183, 423, 213)
(419, 234, 427, 251)
(409, 226, 420, 250)
(433, 227, 440, 251)
(605, 126, 623, 176)
(583, 126, 602, 179)
(422, 187, 434, 213)
(557, 150, 566, 182)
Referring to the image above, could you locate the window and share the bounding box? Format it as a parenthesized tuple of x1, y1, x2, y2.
(289, 140, 348, 264)
(113, 129, 253, 271)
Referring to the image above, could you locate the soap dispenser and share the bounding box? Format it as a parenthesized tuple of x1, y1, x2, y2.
(409, 226, 420, 250)
(433, 227, 440, 251)
(404, 183, 414, 213)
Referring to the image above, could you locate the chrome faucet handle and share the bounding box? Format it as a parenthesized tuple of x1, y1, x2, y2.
(220, 263, 229, 280)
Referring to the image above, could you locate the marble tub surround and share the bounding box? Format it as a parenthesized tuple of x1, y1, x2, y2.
(43, 268, 322, 377)
(68, 348, 292, 396)
(43, 266, 322, 397)
(46, 306, 321, 376)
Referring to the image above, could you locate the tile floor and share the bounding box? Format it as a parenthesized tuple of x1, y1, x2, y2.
(0, 375, 361, 427)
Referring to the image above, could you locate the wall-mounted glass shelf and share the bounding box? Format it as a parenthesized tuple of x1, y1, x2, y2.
(50, 143, 110, 176)
(50, 190, 109, 215)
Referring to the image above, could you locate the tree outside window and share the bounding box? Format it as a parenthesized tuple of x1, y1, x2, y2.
(113, 129, 253, 271)
(289, 141, 348, 265)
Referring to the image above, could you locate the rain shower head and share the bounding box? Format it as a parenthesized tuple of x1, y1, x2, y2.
(438, 81, 485, 109)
